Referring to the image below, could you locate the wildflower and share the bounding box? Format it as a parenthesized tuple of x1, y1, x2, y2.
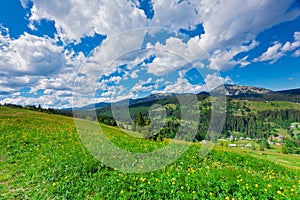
(225, 197, 230, 200)
(267, 183, 272, 188)
(140, 177, 146, 182)
(255, 184, 258, 188)
(120, 190, 124, 195)
(209, 192, 213, 197)
(277, 190, 282, 195)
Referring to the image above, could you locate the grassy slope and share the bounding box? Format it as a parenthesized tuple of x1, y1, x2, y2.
(247, 101, 300, 111)
(0, 107, 300, 199)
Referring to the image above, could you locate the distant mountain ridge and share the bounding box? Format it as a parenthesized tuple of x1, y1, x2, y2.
(222, 84, 273, 96)
(72, 85, 300, 110)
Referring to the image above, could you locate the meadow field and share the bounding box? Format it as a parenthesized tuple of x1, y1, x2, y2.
(0, 106, 300, 199)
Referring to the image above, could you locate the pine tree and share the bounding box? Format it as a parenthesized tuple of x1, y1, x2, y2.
(137, 112, 145, 127)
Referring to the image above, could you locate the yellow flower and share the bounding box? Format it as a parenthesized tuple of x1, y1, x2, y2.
(267, 183, 272, 188)
(120, 190, 124, 195)
(192, 191, 196, 194)
(140, 177, 146, 182)
(209, 192, 213, 197)
(225, 197, 230, 200)
(255, 184, 258, 188)
(277, 190, 282, 195)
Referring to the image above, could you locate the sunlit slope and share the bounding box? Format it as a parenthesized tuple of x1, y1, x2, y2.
(0, 107, 299, 199)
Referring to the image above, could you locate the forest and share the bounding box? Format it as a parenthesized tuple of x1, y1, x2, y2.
(3, 95, 300, 154)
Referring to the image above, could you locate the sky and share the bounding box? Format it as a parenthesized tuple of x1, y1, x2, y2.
(0, 0, 300, 108)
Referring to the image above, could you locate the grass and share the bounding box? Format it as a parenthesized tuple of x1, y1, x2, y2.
(248, 101, 300, 111)
(0, 106, 300, 199)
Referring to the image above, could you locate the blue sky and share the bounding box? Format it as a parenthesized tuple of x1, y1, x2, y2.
(0, 0, 300, 108)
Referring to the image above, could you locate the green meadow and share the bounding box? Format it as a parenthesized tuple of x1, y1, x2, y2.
(1, 106, 300, 199)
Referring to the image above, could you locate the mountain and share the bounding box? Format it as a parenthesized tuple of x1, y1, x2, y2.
(74, 85, 300, 111)
(71, 102, 110, 111)
(212, 84, 273, 98)
(115, 93, 179, 106)
(219, 85, 300, 102)
(277, 88, 300, 95)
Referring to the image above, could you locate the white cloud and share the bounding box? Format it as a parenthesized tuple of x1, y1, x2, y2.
(130, 70, 139, 79)
(192, 0, 300, 70)
(145, 37, 208, 76)
(254, 43, 283, 64)
(282, 32, 300, 52)
(0, 32, 66, 76)
(163, 77, 207, 94)
(195, 0, 300, 52)
(254, 31, 300, 63)
(1, 0, 299, 108)
(130, 78, 158, 93)
(209, 41, 258, 71)
(205, 73, 232, 91)
(0, 95, 72, 109)
(24, 0, 148, 42)
(150, 0, 200, 30)
(294, 49, 300, 57)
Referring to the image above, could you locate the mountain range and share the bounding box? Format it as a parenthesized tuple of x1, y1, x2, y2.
(72, 85, 300, 110)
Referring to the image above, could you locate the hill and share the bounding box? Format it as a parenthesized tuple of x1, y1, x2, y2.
(0, 107, 299, 199)
(75, 85, 300, 112)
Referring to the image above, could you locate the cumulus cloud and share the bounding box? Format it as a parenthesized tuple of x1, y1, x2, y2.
(254, 43, 284, 64)
(130, 70, 139, 79)
(23, 0, 148, 42)
(192, 0, 300, 70)
(205, 73, 232, 91)
(163, 77, 207, 94)
(1, 0, 299, 108)
(130, 78, 154, 93)
(195, 0, 300, 53)
(282, 32, 300, 52)
(150, 0, 201, 29)
(0, 31, 79, 107)
(294, 49, 300, 57)
(145, 37, 208, 76)
(0, 32, 66, 76)
(209, 41, 259, 71)
(254, 31, 300, 63)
